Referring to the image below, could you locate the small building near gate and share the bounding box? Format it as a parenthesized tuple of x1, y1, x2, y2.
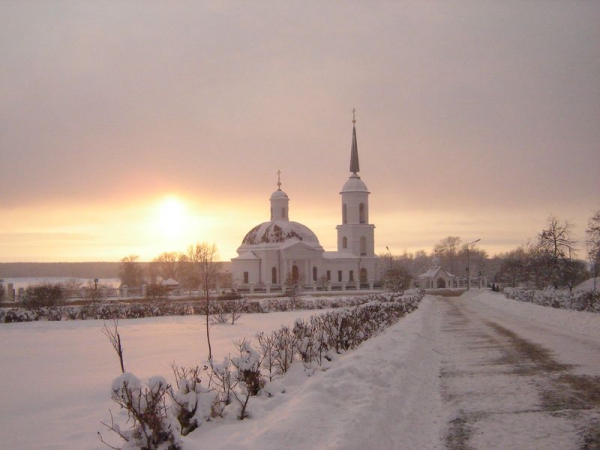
(417, 256, 459, 289)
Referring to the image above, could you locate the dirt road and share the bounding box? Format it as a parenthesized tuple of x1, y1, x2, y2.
(435, 292, 600, 449)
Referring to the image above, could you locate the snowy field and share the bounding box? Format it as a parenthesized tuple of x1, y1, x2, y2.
(0, 309, 325, 449)
(1, 291, 598, 449)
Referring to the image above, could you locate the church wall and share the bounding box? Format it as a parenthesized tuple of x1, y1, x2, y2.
(231, 258, 260, 286)
(341, 191, 369, 225)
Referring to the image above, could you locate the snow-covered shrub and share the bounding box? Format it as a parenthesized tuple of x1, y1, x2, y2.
(504, 287, 600, 313)
(170, 365, 217, 436)
(230, 339, 262, 419)
(252, 289, 426, 377)
(210, 301, 230, 324)
(207, 357, 237, 418)
(103, 373, 181, 450)
(1, 308, 38, 323)
(271, 326, 298, 377)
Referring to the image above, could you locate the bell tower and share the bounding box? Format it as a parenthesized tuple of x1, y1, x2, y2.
(336, 111, 375, 257)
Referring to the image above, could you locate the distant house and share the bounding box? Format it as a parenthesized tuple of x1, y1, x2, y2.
(417, 256, 458, 289)
(161, 278, 180, 290)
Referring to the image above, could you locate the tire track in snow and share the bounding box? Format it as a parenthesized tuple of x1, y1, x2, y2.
(436, 295, 600, 450)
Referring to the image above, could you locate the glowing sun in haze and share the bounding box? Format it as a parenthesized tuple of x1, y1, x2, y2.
(157, 196, 187, 237)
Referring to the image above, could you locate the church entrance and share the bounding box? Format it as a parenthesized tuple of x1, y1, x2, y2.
(291, 265, 299, 283)
(360, 268, 368, 283)
(436, 278, 446, 288)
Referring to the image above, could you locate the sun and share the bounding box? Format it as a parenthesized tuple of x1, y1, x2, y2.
(157, 196, 186, 237)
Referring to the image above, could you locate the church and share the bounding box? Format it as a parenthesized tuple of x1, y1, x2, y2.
(230, 114, 381, 291)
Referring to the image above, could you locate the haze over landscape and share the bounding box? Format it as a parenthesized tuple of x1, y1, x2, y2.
(1, 1, 599, 262)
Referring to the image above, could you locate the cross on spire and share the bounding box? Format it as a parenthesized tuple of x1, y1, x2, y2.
(277, 169, 282, 190)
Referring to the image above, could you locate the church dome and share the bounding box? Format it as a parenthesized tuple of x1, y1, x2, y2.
(241, 220, 321, 248)
(270, 189, 288, 200)
(341, 173, 369, 193)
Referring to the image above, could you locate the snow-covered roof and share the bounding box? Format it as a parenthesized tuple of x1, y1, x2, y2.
(240, 221, 321, 248)
(270, 189, 288, 200)
(234, 251, 259, 260)
(162, 278, 179, 286)
(418, 267, 441, 279)
(341, 173, 369, 193)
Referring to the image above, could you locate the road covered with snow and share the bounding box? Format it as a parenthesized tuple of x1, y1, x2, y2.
(0, 290, 598, 449)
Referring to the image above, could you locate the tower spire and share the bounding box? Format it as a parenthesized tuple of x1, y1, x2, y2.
(350, 108, 360, 175)
(277, 169, 282, 191)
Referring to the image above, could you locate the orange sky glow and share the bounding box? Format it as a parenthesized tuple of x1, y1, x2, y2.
(1, 2, 598, 263)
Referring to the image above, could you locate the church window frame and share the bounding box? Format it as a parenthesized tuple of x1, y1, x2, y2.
(342, 204, 347, 224)
(327, 270, 331, 281)
(359, 203, 366, 224)
(338, 270, 343, 282)
(342, 236, 348, 249)
(313, 266, 317, 282)
(243, 272, 249, 284)
(349, 270, 354, 282)
(360, 236, 367, 256)
(271, 267, 277, 284)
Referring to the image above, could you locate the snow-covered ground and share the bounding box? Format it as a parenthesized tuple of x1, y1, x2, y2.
(1, 291, 598, 449)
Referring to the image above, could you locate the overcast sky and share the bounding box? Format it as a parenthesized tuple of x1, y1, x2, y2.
(1, 1, 599, 262)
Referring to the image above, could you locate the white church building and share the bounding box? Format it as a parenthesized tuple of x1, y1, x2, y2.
(231, 115, 380, 291)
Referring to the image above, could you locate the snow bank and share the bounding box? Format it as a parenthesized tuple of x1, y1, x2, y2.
(473, 290, 600, 340)
(185, 296, 444, 450)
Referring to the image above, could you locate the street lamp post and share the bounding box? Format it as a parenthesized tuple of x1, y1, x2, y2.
(466, 239, 481, 291)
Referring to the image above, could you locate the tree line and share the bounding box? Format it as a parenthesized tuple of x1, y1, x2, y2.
(118, 243, 231, 294)
(383, 211, 599, 292)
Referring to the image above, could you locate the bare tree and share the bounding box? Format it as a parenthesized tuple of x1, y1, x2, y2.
(191, 243, 219, 361)
(153, 252, 180, 281)
(534, 215, 579, 289)
(586, 210, 600, 291)
(433, 236, 462, 275)
(119, 255, 144, 288)
(102, 319, 125, 374)
(536, 215, 577, 260)
(178, 245, 203, 297)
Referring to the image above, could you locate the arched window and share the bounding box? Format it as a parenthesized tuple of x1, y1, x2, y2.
(342, 204, 347, 224)
(313, 267, 317, 282)
(342, 237, 348, 249)
(360, 236, 367, 256)
(272, 267, 277, 284)
(359, 203, 366, 224)
(360, 268, 368, 283)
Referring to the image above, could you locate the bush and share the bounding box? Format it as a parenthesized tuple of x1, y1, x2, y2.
(20, 283, 64, 309)
(101, 373, 181, 450)
(504, 287, 600, 313)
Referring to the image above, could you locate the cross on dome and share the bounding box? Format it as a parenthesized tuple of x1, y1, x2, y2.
(277, 169, 282, 190)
